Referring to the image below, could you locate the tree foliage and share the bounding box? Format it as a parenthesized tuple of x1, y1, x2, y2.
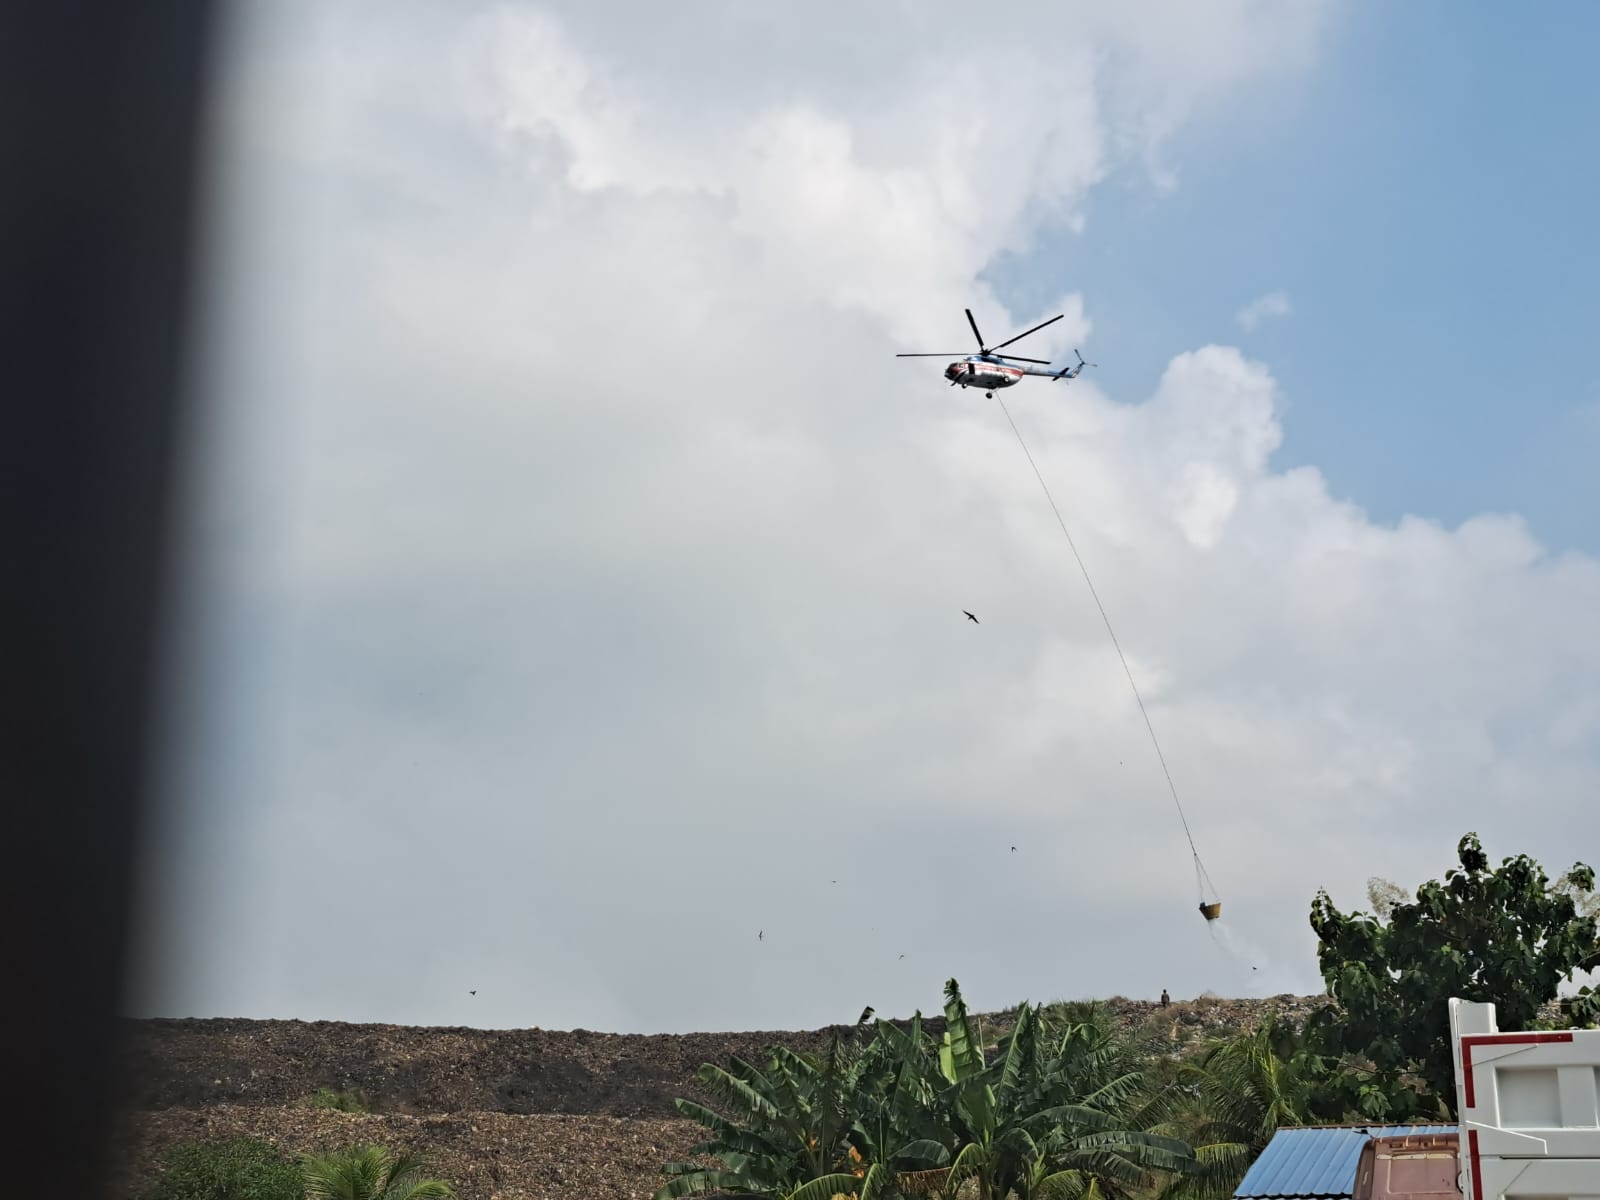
(656, 981, 1200, 1200)
(1308, 831, 1600, 1116)
(299, 1145, 453, 1200)
(1153, 1017, 1326, 1200)
(1567, 985, 1600, 1028)
(140, 1137, 305, 1200)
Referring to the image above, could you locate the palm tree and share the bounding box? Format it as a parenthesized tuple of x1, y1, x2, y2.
(1152, 1017, 1321, 1200)
(300, 1144, 453, 1200)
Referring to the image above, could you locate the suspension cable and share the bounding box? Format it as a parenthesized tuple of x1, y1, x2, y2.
(992, 392, 1217, 903)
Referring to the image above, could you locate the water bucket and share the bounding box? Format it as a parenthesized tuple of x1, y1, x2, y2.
(1199, 901, 1222, 921)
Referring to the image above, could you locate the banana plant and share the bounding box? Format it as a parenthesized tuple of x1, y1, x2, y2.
(934, 982, 1195, 1200)
(657, 980, 1201, 1200)
(847, 1012, 957, 1196)
(654, 1014, 878, 1199)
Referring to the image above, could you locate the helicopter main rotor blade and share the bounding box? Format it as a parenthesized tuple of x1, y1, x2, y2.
(991, 354, 1053, 365)
(896, 352, 972, 357)
(989, 312, 1064, 352)
(965, 308, 987, 351)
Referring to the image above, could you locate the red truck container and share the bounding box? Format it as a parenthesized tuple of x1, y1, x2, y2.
(1353, 1133, 1463, 1200)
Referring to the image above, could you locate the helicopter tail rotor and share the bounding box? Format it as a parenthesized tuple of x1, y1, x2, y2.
(1052, 348, 1098, 381)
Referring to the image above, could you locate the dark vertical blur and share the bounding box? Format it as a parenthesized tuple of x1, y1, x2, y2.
(1, 2, 217, 1196)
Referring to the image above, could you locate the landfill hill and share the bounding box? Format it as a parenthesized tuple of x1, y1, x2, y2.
(112, 993, 1326, 1200)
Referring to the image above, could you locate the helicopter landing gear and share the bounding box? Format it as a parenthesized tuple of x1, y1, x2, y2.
(986, 390, 994, 398)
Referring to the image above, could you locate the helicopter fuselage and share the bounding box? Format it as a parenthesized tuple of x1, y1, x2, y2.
(946, 356, 1025, 390)
(945, 354, 1082, 391)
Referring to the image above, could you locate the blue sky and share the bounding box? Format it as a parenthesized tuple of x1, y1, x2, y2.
(986, 0, 1600, 555)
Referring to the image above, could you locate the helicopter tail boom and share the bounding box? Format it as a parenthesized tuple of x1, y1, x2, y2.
(1051, 348, 1096, 381)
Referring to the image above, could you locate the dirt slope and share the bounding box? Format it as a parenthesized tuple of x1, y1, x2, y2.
(117, 1016, 840, 1116)
(110, 1106, 705, 1200)
(111, 994, 1323, 1200)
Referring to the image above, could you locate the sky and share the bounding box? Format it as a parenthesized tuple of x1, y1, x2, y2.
(127, 0, 1600, 1035)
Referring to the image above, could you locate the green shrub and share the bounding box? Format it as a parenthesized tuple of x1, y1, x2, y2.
(304, 1086, 370, 1113)
(141, 1137, 304, 1200)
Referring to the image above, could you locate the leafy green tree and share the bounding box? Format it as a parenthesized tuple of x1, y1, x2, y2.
(1308, 831, 1600, 1116)
(1566, 984, 1600, 1028)
(299, 1145, 452, 1200)
(140, 1137, 305, 1200)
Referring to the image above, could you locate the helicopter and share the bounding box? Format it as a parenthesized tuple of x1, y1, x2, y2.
(896, 308, 1096, 398)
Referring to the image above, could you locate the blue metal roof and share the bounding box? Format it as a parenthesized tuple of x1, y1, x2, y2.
(1233, 1126, 1459, 1199)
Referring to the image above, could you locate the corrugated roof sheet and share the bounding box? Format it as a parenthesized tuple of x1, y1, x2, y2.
(1233, 1126, 1459, 1199)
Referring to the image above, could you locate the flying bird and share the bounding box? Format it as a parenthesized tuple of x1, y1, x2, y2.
(758, 930, 763, 941)
(469, 990, 476, 996)
(1010, 846, 1016, 852)
(964, 611, 979, 623)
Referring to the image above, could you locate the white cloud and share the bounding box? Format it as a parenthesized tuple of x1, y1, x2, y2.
(128, 0, 1600, 1035)
(1235, 290, 1293, 331)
